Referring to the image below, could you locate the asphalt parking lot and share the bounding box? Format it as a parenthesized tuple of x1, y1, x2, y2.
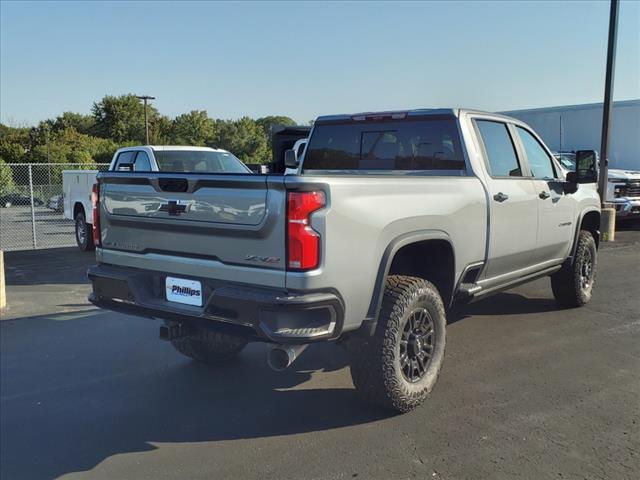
(0, 205, 77, 252)
(1, 224, 639, 480)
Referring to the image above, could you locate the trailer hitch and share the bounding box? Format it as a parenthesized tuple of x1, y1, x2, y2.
(159, 322, 191, 341)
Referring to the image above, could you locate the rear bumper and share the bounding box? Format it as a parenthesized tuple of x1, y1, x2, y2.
(87, 264, 344, 344)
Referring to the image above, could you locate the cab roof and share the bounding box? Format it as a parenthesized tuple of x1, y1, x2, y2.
(117, 146, 226, 152)
(314, 108, 519, 124)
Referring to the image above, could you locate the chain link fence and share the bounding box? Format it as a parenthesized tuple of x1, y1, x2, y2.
(0, 163, 110, 251)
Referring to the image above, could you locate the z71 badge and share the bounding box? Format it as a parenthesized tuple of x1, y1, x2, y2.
(245, 254, 281, 264)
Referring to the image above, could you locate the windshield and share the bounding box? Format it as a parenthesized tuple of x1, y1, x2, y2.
(153, 150, 251, 173)
(555, 153, 576, 170)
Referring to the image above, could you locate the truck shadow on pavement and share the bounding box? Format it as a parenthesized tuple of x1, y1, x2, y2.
(0, 310, 389, 480)
(448, 292, 561, 323)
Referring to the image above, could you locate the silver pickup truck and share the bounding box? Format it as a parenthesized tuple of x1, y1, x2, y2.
(88, 109, 601, 413)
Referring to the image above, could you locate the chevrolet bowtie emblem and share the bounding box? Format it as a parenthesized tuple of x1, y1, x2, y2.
(159, 200, 188, 216)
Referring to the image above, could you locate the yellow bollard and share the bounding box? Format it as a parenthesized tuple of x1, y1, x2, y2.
(0, 250, 5, 309)
(600, 207, 616, 242)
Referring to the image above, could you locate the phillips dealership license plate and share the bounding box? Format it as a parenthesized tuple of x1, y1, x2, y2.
(165, 276, 203, 307)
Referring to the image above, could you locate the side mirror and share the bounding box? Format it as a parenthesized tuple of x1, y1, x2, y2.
(575, 150, 598, 184)
(563, 171, 578, 194)
(284, 149, 298, 169)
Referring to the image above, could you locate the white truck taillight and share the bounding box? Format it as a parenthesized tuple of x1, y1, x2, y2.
(91, 182, 101, 247)
(287, 191, 325, 271)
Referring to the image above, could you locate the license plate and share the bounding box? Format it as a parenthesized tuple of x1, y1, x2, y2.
(165, 276, 203, 307)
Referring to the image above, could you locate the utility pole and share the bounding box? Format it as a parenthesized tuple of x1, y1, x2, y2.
(598, 0, 619, 203)
(136, 95, 156, 144)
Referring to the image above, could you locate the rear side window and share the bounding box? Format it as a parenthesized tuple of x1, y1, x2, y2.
(475, 120, 522, 177)
(516, 127, 556, 179)
(134, 151, 152, 172)
(303, 118, 466, 172)
(114, 151, 136, 170)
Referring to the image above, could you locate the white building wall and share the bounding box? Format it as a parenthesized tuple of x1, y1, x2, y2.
(501, 99, 639, 170)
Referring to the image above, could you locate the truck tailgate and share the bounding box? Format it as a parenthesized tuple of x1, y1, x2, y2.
(97, 173, 287, 283)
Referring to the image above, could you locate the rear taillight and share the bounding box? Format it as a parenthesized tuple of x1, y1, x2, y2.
(287, 191, 325, 271)
(91, 182, 101, 247)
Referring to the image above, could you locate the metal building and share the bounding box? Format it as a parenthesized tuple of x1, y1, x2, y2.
(501, 99, 639, 170)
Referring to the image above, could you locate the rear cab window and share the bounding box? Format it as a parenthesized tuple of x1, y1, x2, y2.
(153, 150, 250, 173)
(134, 151, 152, 172)
(113, 150, 136, 170)
(302, 116, 467, 174)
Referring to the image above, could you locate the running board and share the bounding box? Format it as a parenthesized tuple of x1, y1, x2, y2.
(468, 265, 561, 302)
(457, 283, 482, 298)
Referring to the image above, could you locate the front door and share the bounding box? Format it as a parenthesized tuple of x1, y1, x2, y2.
(514, 126, 575, 265)
(475, 120, 539, 280)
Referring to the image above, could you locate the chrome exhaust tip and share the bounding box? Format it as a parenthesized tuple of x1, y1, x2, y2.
(267, 344, 308, 371)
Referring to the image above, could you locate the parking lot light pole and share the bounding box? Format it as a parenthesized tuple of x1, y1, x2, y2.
(598, 0, 619, 203)
(136, 95, 156, 145)
(598, 0, 619, 241)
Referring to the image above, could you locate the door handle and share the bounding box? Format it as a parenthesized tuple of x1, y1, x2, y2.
(493, 192, 509, 202)
(539, 191, 551, 200)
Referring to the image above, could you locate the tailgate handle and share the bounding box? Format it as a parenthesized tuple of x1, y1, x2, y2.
(159, 178, 188, 192)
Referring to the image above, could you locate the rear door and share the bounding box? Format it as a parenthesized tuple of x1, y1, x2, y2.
(514, 126, 574, 264)
(474, 119, 538, 280)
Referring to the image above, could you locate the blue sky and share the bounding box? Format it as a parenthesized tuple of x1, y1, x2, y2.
(1, 0, 639, 126)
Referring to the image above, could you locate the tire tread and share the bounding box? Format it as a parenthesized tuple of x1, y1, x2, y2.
(349, 275, 446, 412)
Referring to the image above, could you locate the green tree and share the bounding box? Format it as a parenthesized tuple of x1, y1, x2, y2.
(91, 94, 157, 143)
(52, 112, 95, 135)
(256, 115, 296, 139)
(170, 110, 215, 146)
(150, 115, 172, 145)
(0, 124, 30, 164)
(0, 159, 16, 195)
(212, 117, 270, 164)
(27, 127, 119, 165)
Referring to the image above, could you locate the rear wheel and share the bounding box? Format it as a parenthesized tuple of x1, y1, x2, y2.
(348, 275, 446, 413)
(169, 326, 248, 365)
(74, 210, 95, 252)
(551, 230, 597, 308)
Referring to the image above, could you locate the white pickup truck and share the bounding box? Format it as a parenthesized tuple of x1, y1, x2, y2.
(64, 146, 250, 251)
(555, 152, 640, 220)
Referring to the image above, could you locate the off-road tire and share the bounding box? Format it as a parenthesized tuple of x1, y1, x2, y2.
(551, 230, 597, 308)
(349, 275, 446, 413)
(169, 327, 248, 365)
(74, 211, 95, 252)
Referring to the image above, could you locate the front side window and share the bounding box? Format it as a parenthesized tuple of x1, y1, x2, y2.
(516, 127, 556, 179)
(134, 151, 151, 172)
(475, 120, 521, 177)
(303, 118, 466, 172)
